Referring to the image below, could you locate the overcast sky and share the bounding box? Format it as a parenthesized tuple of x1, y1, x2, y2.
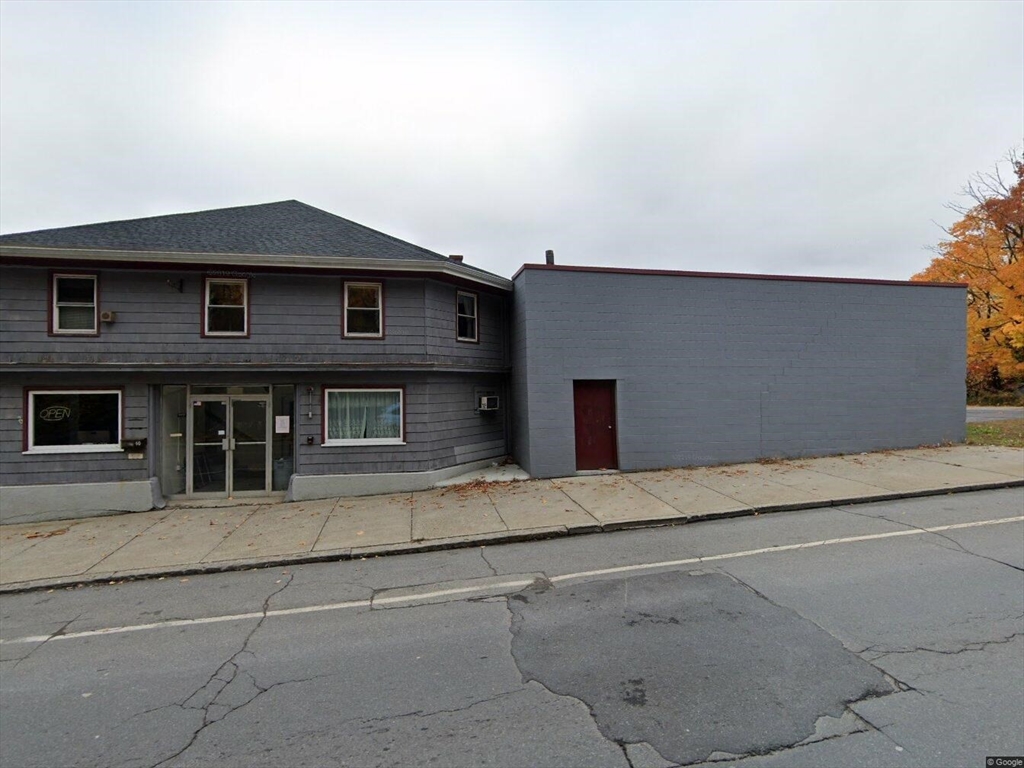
(1, 1, 1020, 280)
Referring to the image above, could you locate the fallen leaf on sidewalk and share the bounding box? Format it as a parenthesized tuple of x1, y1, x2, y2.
(25, 528, 68, 539)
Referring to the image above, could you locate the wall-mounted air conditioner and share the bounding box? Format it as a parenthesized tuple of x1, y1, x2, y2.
(100, 310, 117, 323)
(479, 395, 499, 411)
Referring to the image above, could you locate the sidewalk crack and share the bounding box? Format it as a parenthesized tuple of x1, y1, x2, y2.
(485, 489, 509, 532)
(621, 475, 686, 515)
(683, 475, 756, 512)
(82, 510, 177, 575)
(889, 451, 1018, 479)
(309, 497, 342, 552)
(547, 481, 602, 526)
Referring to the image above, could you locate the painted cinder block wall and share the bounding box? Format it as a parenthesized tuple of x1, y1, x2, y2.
(511, 266, 966, 479)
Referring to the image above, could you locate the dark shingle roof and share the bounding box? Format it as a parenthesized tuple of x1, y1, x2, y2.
(0, 200, 451, 262)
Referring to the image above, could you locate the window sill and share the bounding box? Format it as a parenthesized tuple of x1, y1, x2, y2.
(322, 439, 405, 447)
(203, 332, 248, 338)
(24, 446, 124, 455)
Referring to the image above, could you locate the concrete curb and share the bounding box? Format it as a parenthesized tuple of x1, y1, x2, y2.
(2, 478, 1022, 595)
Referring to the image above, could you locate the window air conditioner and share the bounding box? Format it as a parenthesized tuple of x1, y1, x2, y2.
(478, 395, 499, 411)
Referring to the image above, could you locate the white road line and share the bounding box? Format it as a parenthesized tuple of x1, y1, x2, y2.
(372, 579, 537, 607)
(549, 516, 1023, 582)
(2, 516, 1020, 646)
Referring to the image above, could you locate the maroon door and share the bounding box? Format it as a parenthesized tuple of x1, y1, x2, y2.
(573, 380, 618, 471)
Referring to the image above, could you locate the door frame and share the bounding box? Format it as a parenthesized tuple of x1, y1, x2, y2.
(572, 379, 619, 471)
(187, 393, 272, 498)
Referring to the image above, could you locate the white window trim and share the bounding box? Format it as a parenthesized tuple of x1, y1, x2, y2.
(52, 273, 98, 335)
(25, 389, 123, 454)
(25, 445, 124, 455)
(204, 277, 248, 336)
(456, 290, 478, 342)
(343, 282, 383, 338)
(323, 387, 404, 446)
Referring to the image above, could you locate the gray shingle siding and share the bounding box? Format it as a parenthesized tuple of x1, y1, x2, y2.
(0, 264, 512, 494)
(1, 372, 509, 488)
(0, 380, 150, 486)
(512, 268, 966, 478)
(1, 267, 506, 370)
(294, 373, 507, 475)
(423, 281, 507, 367)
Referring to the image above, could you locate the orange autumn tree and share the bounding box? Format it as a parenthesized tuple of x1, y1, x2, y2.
(913, 150, 1024, 395)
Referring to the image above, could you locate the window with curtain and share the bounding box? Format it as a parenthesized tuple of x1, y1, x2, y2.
(324, 389, 403, 445)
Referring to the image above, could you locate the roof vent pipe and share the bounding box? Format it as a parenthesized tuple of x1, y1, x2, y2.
(449, 254, 464, 263)
(545, 249, 555, 265)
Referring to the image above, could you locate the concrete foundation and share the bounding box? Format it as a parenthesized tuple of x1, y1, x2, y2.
(287, 458, 503, 501)
(0, 477, 163, 525)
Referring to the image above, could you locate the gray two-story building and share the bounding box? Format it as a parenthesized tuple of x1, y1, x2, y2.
(0, 201, 967, 524)
(0, 201, 512, 521)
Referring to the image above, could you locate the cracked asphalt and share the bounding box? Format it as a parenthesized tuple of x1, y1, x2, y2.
(1, 488, 1021, 768)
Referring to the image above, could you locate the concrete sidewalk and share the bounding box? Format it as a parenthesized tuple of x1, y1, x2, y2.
(2, 445, 1022, 593)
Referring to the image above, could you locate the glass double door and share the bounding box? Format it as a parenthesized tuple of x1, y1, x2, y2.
(191, 396, 270, 496)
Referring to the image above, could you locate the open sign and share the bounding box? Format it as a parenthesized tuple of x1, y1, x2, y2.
(39, 405, 71, 422)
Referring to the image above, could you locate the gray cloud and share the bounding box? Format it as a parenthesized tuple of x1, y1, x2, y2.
(1, 0, 1020, 280)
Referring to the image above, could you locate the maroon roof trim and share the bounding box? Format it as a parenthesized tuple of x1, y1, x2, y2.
(510, 263, 966, 288)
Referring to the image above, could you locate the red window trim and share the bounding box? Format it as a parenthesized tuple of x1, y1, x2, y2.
(22, 385, 126, 452)
(320, 384, 406, 445)
(201, 275, 251, 339)
(342, 280, 386, 339)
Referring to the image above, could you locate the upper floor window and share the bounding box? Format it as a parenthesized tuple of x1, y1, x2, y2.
(26, 389, 121, 453)
(344, 282, 383, 338)
(457, 291, 478, 342)
(52, 274, 97, 335)
(204, 277, 248, 336)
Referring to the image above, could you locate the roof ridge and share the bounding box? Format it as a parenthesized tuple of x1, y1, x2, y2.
(0, 200, 507, 283)
(0, 200, 302, 239)
(288, 201, 448, 262)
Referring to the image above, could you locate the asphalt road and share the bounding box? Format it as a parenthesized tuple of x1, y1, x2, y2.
(966, 405, 1024, 422)
(1, 489, 1022, 768)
